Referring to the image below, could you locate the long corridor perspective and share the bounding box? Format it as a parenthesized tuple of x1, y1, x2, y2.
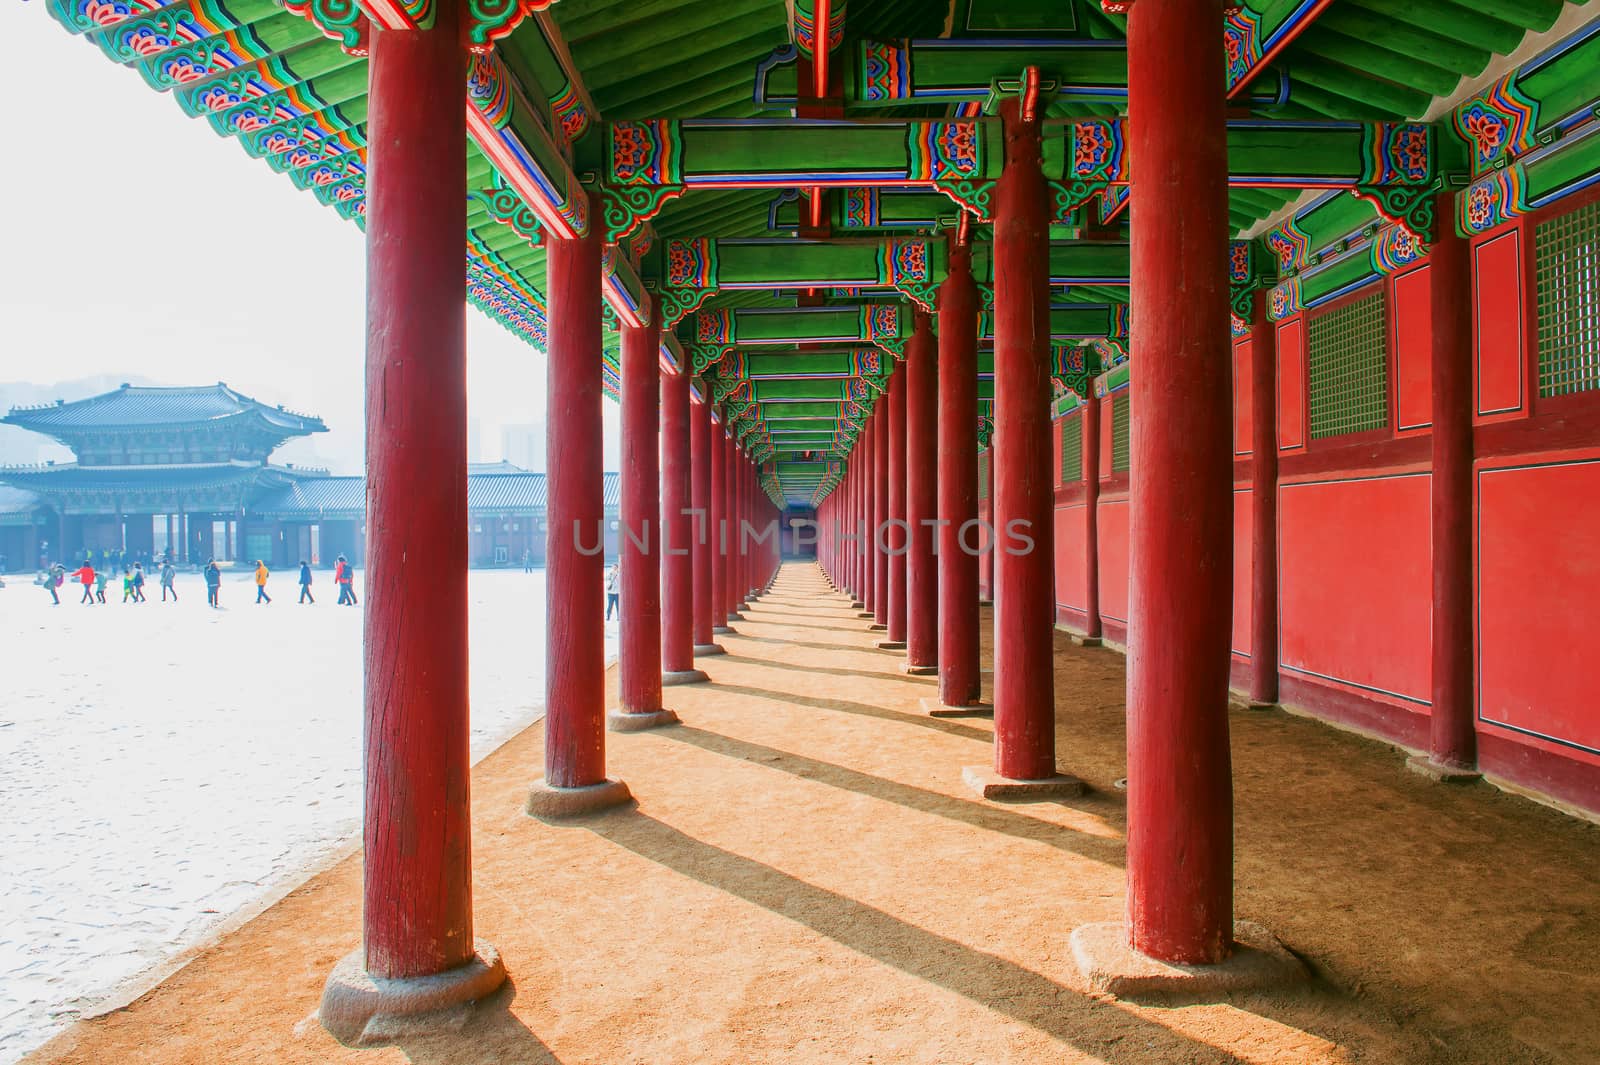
(27, 563, 1600, 1065)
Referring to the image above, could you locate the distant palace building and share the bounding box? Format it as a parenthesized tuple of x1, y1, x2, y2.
(0, 384, 618, 572)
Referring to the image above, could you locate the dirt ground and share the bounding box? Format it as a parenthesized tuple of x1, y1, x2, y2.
(25, 564, 1600, 1065)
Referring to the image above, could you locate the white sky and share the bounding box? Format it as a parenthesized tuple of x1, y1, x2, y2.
(0, 5, 619, 474)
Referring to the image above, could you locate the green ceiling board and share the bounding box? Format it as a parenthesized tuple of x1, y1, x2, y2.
(1295, 31, 1464, 99)
(1316, 7, 1491, 75)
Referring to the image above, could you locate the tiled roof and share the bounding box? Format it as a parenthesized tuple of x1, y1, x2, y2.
(0, 484, 41, 525)
(467, 461, 529, 474)
(251, 472, 621, 519)
(250, 476, 367, 519)
(3, 384, 326, 435)
(0, 464, 271, 494)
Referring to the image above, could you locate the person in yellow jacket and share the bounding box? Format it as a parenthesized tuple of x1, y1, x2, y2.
(254, 560, 272, 604)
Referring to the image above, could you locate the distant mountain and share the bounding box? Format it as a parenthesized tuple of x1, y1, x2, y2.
(0, 375, 162, 466)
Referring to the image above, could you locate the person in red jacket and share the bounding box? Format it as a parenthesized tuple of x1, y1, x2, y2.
(74, 560, 96, 604)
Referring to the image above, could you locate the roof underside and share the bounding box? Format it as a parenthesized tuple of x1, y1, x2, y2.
(36, 0, 1596, 504)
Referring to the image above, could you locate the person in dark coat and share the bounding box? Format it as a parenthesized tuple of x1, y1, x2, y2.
(204, 559, 221, 608)
(298, 560, 315, 604)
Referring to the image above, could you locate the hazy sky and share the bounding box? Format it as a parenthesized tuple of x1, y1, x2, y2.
(0, 6, 619, 474)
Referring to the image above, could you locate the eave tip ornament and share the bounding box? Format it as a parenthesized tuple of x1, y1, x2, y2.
(466, 0, 556, 53)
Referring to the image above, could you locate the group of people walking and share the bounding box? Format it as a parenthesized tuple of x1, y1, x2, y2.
(40, 558, 177, 605)
(36, 554, 360, 609)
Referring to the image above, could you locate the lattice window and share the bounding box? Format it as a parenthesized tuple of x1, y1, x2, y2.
(1111, 393, 1131, 472)
(1307, 291, 1389, 439)
(1537, 198, 1600, 398)
(1060, 416, 1083, 484)
(977, 452, 989, 500)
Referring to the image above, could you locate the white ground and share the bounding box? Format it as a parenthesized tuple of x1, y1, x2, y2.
(0, 567, 614, 1064)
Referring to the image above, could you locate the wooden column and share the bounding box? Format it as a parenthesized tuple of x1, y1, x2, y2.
(319, 1, 503, 1042)
(611, 297, 677, 728)
(690, 394, 722, 654)
(872, 398, 889, 628)
(660, 364, 704, 683)
(711, 424, 733, 630)
(885, 363, 908, 644)
(990, 84, 1060, 783)
(1425, 191, 1479, 776)
(1249, 288, 1279, 705)
(1082, 392, 1103, 641)
(1125, 0, 1234, 963)
(938, 241, 982, 708)
(905, 309, 939, 672)
(528, 187, 631, 816)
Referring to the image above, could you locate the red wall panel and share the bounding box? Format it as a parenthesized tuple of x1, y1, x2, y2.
(1097, 497, 1129, 624)
(1051, 418, 1063, 486)
(1054, 503, 1088, 613)
(1277, 317, 1306, 451)
(1478, 457, 1600, 761)
(1234, 337, 1254, 457)
(1233, 487, 1252, 657)
(1393, 263, 1434, 432)
(1473, 229, 1526, 419)
(1279, 473, 1432, 705)
(1099, 397, 1114, 478)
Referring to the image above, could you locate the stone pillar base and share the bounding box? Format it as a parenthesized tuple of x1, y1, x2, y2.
(694, 643, 726, 656)
(735, 601, 751, 611)
(868, 622, 888, 632)
(919, 698, 991, 718)
(525, 777, 633, 819)
(1069, 920, 1308, 999)
(712, 625, 736, 635)
(607, 708, 681, 732)
(875, 639, 907, 650)
(855, 610, 874, 618)
(850, 601, 865, 610)
(961, 765, 1086, 800)
(1406, 754, 1482, 784)
(726, 612, 746, 622)
(662, 668, 711, 686)
(1069, 634, 1103, 648)
(903, 662, 939, 676)
(319, 941, 506, 1048)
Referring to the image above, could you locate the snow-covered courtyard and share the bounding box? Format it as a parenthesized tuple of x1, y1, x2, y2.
(0, 567, 607, 1064)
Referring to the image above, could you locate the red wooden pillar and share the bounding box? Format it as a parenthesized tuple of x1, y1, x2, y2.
(938, 241, 982, 708)
(905, 309, 939, 672)
(1082, 391, 1103, 641)
(854, 450, 866, 603)
(528, 188, 631, 816)
(727, 436, 745, 616)
(714, 427, 737, 628)
(691, 395, 723, 654)
(1423, 192, 1478, 777)
(979, 448, 994, 602)
(611, 297, 678, 729)
(660, 363, 705, 684)
(319, 2, 503, 1042)
(1125, 0, 1233, 964)
(859, 417, 875, 614)
(872, 398, 889, 629)
(884, 365, 909, 644)
(989, 85, 1060, 784)
(740, 453, 752, 598)
(1248, 289, 1279, 705)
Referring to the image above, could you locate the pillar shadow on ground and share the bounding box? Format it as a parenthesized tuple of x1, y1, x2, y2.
(586, 814, 1261, 1065)
(731, 618, 870, 634)
(394, 981, 562, 1065)
(718, 653, 935, 683)
(708, 682, 995, 743)
(734, 634, 901, 656)
(663, 726, 1124, 866)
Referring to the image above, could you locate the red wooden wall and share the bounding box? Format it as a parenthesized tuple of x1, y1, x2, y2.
(1043, 190, 1600, 817)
